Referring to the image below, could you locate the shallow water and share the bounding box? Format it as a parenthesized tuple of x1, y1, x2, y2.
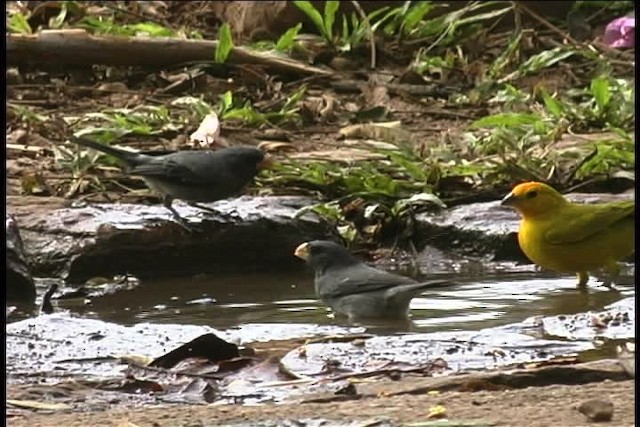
(21, 268, 634, 336)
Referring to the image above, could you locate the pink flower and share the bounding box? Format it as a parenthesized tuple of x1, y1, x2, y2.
(603, 16, 635, 48)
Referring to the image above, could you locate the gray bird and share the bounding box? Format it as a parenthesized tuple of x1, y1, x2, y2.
(70, 136, 272, 228)
(294, 240, 454, 320)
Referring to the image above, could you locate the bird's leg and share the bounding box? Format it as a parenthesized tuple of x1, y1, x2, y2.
(163, 196, 195, 232)
(576, 271, 589, 290)
(188, 202, 217, 213)
(188, 202, 235, 221)
(600, 262, 621, 290)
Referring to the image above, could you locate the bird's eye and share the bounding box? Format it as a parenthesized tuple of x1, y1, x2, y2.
(526, 190, 538, 199)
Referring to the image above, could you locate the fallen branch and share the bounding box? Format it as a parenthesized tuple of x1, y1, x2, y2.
(7, 29, 333, 77)
(6, 144, 49, 157)
(386, 359, 631, 396)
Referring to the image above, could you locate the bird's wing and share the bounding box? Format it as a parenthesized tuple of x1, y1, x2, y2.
(384, 280, 454, 300)
(130, 156, 211, 184)
(545, 201, 635, 244)
(319, 264, 417, 299)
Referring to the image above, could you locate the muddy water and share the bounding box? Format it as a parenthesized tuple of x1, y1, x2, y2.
(44, 269, 634, 337)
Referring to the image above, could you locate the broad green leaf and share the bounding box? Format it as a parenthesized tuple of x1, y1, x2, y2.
(590, 76, 612, 110)
(323, 1, 340, 42)
(293, 1, 326, 37)
(218, 91, 234, 114)
(342, 14, 350, 42)
(519, 47, 575, 75)
(471, 113, 542, 128)
(8, 13, 32, 34)
(539, 89, 566, 119)
(456, 4, 512, 26)
(402, 2, 437, 33)
(130, 22, 175, 37)
(215, 23, 234, 63)
(276, 23, 302, 52)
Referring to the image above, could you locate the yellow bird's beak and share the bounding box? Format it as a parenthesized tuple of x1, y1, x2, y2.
(294, 242, 310, 260)
(500, 191, 517, 207)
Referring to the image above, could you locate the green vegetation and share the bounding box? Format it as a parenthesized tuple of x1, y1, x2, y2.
(6, 1, 634, 246)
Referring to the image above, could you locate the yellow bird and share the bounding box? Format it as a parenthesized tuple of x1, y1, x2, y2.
(500, 181, 634, 289)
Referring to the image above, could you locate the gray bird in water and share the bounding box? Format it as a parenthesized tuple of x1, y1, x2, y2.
(70, 136, 272, 229)
(294, 240, 454, 321)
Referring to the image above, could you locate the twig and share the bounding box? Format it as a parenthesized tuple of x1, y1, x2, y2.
(516, 1, 635, 64)
(126, 360, 228, 380)
(350, 0, 376, 69)
(39, 283, 59, 315)
(562, 177, 606, 194)
(515, 1, 581, 46)
(562, 146, 599, 185)
(545, 38, 635, 68)
(98, 2, 172, 29)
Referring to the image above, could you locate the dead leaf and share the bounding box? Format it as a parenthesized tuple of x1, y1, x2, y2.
(6, 399, 72, 411)
(289, 148, 385, 163)
(150, 333, 240, 369)
(190, 113, 221, 148)
(116, 354, 155, 367)
(339, 122, 414, 145)
(95, 82, 128, 92)
(426, 404, 447, 419)
(319, 94, 336, 119)
(361, 83, 390, 107)
(257, 141, 296, 153)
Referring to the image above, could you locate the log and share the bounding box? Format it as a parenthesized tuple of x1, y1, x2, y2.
(6, 29, 332, 77)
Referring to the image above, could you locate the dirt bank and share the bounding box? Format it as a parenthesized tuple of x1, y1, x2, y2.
(8, 378, 634, 427)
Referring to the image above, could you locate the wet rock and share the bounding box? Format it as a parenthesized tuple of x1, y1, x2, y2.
(578, 399, 614, 422)
(415, 190, 635, 261)
(6, 214, 36, 302)
(6, 313, 361, 384)
(280, 328, 594, 377)
(530, 297, 635, 341)
(7, 196, 333, 282)
(415, 198, 523, 262)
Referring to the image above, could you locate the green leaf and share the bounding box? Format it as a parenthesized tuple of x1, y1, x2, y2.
(215, 23, 234, 63)
(49, 3, 68, 29)
(342, 14, 350, 42)
(402, 1, 437, 34)
(369, 7, 401, 33)
(519, 47, 575, 75)
(275, 23, 302, 52)
(293, 1, 326, 38)
(323, 1, 340, 43)
(455, 4, 512, 26)
(8, 12, 32, 34)
(471, 113, 542, 128)
(539, 89, 566, 119)
(590, 76, 612, 110)
(130, 22, 175, 37)
(397, 192, 447, 210)
(218, 91, 234, 115)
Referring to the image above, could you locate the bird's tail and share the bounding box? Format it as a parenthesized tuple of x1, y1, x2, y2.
(69, 136, 144, 166)
(384, 279, 455, 304)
